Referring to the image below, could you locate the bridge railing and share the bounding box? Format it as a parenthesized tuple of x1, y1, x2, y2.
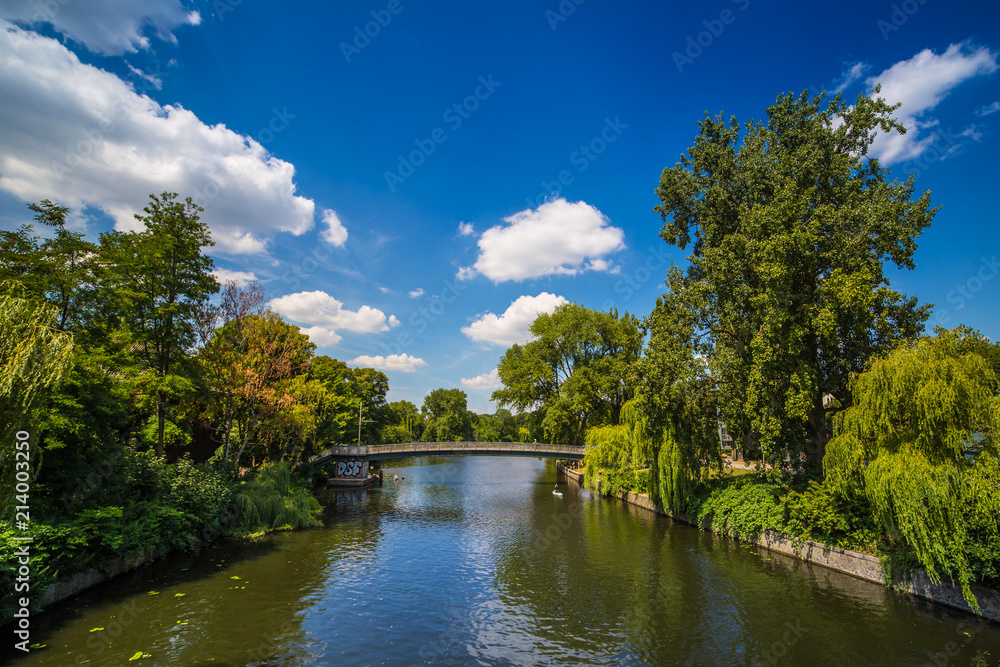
(309, 441, 584, 464)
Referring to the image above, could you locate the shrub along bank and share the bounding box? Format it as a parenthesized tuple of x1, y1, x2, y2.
(1, 456, 321, 620)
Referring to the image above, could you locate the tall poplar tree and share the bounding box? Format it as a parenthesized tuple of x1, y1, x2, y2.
(653, 89, 937, 470)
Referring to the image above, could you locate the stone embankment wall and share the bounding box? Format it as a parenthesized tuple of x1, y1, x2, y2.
(555, 462, 1000, 622)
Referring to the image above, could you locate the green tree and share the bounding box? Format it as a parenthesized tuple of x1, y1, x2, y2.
(102, 193, 218, 456)
(351, 367, 390, 445)
(825, 328, 1000, 610)
(637, 289, 724, 512)
(421, 388, 473, 442)
(653, 89, 936, 470)
(310, 356, 357, 445)
(202, 312, 314, 469)
(492, 304, 641, 445)
(387, 399, 422, 441)
(472, 409, 518, 442)
(30, 200, 99, 332)
(0, 295, 74, 511)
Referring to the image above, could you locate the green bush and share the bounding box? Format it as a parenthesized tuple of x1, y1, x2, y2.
(692, 478, 786, 541)
(167, 456, 234, 527)
(231, 462, 322, 536)
(781, 479, 880, 553)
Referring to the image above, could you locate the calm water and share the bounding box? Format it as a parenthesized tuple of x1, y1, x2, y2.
(3, 456, 1000, 666)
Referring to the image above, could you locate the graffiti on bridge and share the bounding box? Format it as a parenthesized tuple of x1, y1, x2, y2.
(336, 459, 366, 478)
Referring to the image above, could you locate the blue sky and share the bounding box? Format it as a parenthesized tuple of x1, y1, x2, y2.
(0, 0, 998, 411)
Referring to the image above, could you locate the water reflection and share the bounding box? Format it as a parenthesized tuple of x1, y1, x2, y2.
(3, 457, 1000, 666)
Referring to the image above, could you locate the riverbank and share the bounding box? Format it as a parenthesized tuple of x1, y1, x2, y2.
(556, 462, 1000, 623)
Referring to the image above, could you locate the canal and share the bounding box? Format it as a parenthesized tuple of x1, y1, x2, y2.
(3, 456, 1000, 666)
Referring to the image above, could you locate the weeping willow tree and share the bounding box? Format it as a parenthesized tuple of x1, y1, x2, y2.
(231, 461, 322, 536)
(583, 399, 650, 496)
(825, 328, 1000, 610)
(0, 293, 74, 512)
(635, 288, 725, 514)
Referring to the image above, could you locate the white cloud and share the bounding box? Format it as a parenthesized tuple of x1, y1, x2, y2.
(456, 266, 477, 281)
(408, 288, 425, 298)
(462, 292, 568, 347)
(0, 23, 315, 255)
(832, 62, 868, 94)
(269, 291, 395, 337)
(127, 63, 163, 90)
(210, 268, 258, 287)
(350, 354, 427, 373)
(320, 209, 348, 247)
(298, 326, 342, 347)
(0, 0, 200, 55)
(867, 43, 998, 164)
(461, 368, 501, 391)
(471, 198, 625, 282)
(389, 315, 401, 327)
(977, 101, 1000, 117)
(458, 221, 475, 236)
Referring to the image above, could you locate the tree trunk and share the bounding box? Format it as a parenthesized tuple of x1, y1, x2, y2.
(156, 399, 165, 458)
(805, 394, 828, 471)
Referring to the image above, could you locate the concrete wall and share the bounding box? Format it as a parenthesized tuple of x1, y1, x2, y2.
(602, 487, 1000, 623)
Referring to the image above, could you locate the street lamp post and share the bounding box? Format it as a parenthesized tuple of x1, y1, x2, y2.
(357, 401, 374, 446)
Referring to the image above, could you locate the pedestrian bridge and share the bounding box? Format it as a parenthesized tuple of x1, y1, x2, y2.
(309, 441, 585, 467)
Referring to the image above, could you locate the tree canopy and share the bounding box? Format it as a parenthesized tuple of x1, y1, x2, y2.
(825, 328, 1000, 609)
(652, 89, 936, 470)
(492, 303, 642, 445)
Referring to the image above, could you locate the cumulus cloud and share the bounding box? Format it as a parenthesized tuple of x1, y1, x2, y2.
(210, 268, 258, 287)
(461, 368, 501, 391)
(457, 221, 475, 236)
(462, 292, 568, 347)
(408, 288, 425, 298)
(298, 326, 342, 347)
(456, 266, 477, 281)
(467, 198, 625, 282)
(350, 354, 427, 373)
(389, 315, 401, 327)
(269, 291, 396, 346)
(0, 23, 315, 254)
(320, 209, 348, 246)
(0, 0, 200, 55)
(867, 43, 998, 164)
